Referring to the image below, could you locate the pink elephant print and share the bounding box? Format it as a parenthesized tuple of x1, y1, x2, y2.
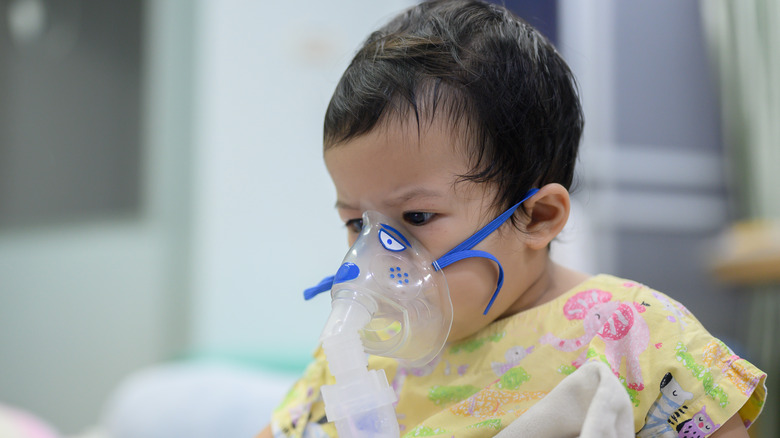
(541, 289, 650, 390)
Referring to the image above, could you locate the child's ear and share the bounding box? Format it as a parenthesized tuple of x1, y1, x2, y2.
(521, 183, 570, 250)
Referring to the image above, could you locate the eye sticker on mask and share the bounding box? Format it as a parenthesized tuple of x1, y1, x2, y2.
(378, 224, 410, 252)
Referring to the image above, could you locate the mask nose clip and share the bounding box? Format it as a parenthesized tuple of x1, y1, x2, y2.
(334, 262, 360, 284)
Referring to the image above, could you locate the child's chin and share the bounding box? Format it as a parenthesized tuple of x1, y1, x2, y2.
(447, 323, 492, 343)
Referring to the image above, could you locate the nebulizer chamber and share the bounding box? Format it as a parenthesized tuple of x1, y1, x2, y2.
(316, 211, 453, 437)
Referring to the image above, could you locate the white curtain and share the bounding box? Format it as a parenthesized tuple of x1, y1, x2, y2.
(702, 1, 780, 437)
(702, 0, 780, 217)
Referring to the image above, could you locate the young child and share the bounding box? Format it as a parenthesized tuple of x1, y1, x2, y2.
(259, 1, 766, 436)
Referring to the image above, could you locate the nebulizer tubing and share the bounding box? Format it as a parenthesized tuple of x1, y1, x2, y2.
(319, 293, 400, 438)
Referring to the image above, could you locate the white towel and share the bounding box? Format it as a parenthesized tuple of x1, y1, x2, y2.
(495, 361, 634, 438)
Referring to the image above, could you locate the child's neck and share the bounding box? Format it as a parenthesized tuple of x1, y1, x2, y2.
(500, 260, 590, 318)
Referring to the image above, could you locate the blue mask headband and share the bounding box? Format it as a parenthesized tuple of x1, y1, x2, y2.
(304, 188, 539, 315)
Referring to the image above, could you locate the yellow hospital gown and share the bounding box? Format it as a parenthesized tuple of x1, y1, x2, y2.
(269, 274, 766, 437)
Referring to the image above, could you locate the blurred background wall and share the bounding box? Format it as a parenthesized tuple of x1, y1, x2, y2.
(0, 0, 414, 433)
(0, 0, 774, 435)
(0, 0, 194, 432)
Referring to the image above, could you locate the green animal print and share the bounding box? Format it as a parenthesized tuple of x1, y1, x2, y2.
(617, 376, 641, 407)
(558, 364, 577, 375)
(428, 384, 480, 406)
(675, 342, 729, 407)
(450, 332, 505, 354)
(403, 425, 449, 437)
(467, 419, 502, 430)
(497, 367, 530, 390)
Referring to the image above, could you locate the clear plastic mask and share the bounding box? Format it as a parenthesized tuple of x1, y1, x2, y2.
(324, 211, 453, 366)
(305, 188, 539, 366)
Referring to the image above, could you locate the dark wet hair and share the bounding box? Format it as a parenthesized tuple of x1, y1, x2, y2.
(323, 0, 583, 216)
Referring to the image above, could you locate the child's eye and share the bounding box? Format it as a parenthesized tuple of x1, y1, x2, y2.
(345, 218, 363, 233)
(403, 212, 435, 226)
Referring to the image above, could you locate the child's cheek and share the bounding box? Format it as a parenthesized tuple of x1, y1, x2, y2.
(443, 259, 500, 339)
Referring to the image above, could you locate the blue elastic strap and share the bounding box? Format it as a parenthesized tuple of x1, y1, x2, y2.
(303, 188, 539, 307)
(303, 275, 335, 300)
(432, 188, 539, 315)
(434, 250, 504, 315)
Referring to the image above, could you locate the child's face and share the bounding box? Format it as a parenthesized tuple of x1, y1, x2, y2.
(324, 117, 532, 342)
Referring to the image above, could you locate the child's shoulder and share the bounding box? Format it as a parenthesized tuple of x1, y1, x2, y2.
(575, 273, 663, 296)
(570, 274, 691, 311)
(546, 273, 699, 330)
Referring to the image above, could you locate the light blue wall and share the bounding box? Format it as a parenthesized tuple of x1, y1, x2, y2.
(187, 0, 416, 370)
(0, 0, 195, 432)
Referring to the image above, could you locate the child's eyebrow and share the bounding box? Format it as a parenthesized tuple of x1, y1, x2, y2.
(386, 187, 444, 207)
(334, 200, 357, 210)
(333, 188, 444, 211)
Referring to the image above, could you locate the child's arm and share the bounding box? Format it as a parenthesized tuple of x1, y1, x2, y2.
(256, 425, 272, 438)
(710, 414, 750, 438)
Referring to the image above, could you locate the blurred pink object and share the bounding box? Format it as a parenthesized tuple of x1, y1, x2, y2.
(0, 403, 60, 438)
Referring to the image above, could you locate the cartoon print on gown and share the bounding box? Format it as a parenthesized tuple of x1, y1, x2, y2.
(491, 345, 534, 376)
(540, 289, 650, 390)
(637, 372, 694, 438)
(676, 405, 720, 438)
